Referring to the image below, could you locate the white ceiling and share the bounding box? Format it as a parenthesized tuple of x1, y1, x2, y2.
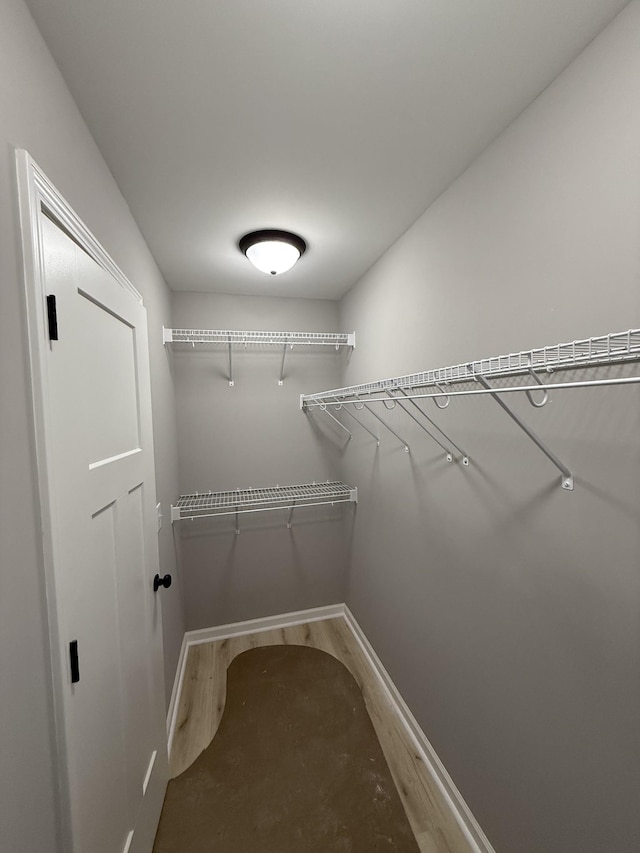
(26, 0, 629, 300)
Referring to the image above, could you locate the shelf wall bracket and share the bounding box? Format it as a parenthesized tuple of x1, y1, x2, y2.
(279, 343, 288, 386)
(475, 375, 573, 491)
(162, 326, 173, 345)
(387, 391, 453, 462)
(335, 399, 379, 446)
(394, 388, 469, 465)
(358, 400, 410, 453)
(228, 337, 234, 387)
(317, 403, 353, 440)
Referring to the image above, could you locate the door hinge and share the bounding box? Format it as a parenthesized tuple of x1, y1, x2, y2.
(46, 294, 58, 341)
(69, 639, 80, 684)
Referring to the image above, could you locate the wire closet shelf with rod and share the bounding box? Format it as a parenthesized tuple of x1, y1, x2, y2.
(171, 481, 358, 534)
(300, 328, 640, 491)
(163, 326, 356, 385)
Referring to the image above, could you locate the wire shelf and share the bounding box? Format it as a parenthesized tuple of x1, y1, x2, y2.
(164, 328, 355, 347)
(171, 480, 357, 523)
(302, 328, 640, 404)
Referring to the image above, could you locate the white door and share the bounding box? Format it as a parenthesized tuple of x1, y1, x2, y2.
(41, 213, 168, 853)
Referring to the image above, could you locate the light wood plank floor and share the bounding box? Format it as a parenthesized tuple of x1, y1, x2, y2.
(169, 617, 475, 853)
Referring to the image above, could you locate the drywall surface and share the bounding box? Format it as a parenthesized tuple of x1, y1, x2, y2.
(148, 287, 184, 710)
(171, 292, 351, 629)
(339, 6, 640, 852)
(0, 0, 182, 848)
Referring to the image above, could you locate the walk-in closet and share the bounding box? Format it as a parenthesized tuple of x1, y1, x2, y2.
(3, 2, 640, 852)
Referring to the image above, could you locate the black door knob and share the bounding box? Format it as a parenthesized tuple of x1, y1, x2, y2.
(153, 573, 172, 592)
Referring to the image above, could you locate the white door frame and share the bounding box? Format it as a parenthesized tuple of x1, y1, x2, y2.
(15, 150, 153, 852)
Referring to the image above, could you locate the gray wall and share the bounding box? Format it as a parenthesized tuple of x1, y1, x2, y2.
(339, 6, 640, 852)
(0, 0, 183, 849)
(171, 292, 351, 629)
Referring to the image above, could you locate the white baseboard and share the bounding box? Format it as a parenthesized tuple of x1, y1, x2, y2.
(342, 606, 496, 853)
(166, 602, 494, 853)
(165, 633, 187, 737)
(183, 603, 346, 647)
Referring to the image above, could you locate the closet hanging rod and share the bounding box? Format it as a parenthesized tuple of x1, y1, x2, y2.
(301, 328, 640, 406)
(163, 327, 356, 347)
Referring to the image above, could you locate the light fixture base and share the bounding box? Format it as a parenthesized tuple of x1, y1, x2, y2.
(239, 229, 307, 276)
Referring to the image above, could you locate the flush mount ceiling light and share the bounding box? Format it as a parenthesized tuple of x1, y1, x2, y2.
(239, 229, 307, 276)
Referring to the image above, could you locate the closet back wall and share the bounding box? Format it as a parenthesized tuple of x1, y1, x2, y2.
(339, 5, 640, 853)
(171, 292, 350, 629)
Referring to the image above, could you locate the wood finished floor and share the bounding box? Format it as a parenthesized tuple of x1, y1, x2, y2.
(169, 617, 474, 853)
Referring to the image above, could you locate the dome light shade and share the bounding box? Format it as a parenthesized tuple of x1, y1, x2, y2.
(239, 230, 306, 276)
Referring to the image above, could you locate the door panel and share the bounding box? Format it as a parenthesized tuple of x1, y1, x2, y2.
(77, 292, 140, 466)
(117, 484, 155, 810)
(70, 500, 130, 853)
(89, 452, 144, 521)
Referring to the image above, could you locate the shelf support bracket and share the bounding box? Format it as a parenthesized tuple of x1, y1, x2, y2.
(279, 343, 288, 386)
(287, 500, 296, 529)
(317, 404, 352, 440)
(227, 337, 234, 386)
(335, 400, 379, 446)
(387, 391, 454, 462)
(475, 375, 573, 490)
(394, 389, 469, 465)
(357, 400, 410, 453)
